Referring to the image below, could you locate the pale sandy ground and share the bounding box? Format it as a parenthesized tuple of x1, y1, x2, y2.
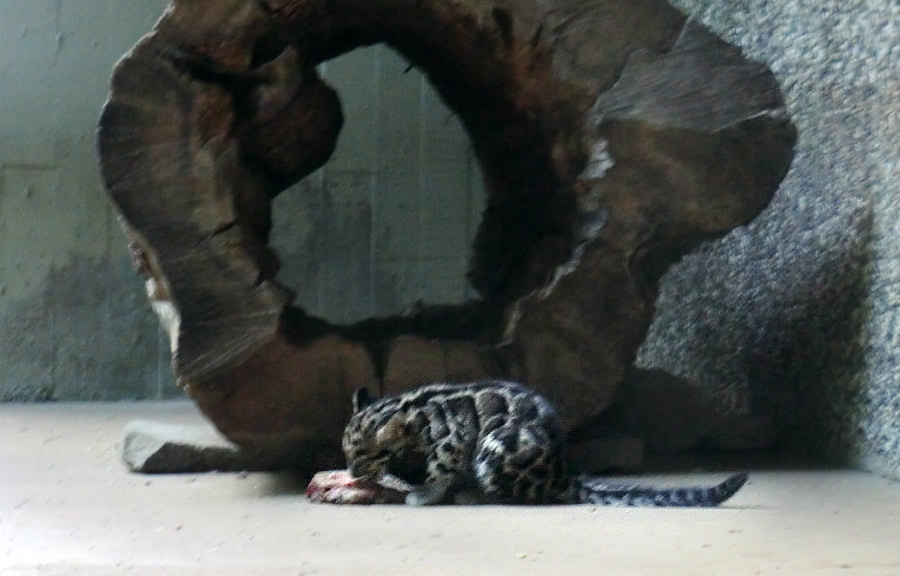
(2, 402, 899, 576)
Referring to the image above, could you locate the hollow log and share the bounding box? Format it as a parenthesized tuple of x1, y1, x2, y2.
(98, 0, 795, 469)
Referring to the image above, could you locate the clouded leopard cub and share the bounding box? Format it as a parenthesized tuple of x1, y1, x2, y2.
(342, 380, 748, 506)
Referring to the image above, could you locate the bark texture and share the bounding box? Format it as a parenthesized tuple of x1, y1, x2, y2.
(98, 0, 795, 468)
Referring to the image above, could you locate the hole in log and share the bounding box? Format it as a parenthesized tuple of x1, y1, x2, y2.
(270, 46, 486, 327)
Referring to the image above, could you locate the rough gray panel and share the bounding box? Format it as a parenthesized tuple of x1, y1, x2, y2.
(0, 254, 169, 402)
(638, 0, 900, 478)
(0, 0, 59, 165)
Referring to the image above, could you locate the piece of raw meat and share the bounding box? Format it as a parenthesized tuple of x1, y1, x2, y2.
(306, 470, 411, 505)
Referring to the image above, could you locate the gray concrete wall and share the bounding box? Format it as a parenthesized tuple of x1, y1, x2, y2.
(0, 1, 481, 400)
(638, 0, 900, 478)
(1, 1, 174, 400)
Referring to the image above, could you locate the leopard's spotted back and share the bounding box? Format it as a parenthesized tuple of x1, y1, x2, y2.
(342, 380, 748, 506)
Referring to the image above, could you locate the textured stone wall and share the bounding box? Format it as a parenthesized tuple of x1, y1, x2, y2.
(638, 0, 900, 478)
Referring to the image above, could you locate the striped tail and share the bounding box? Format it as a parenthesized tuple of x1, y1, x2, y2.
(574, 472, 749, 507)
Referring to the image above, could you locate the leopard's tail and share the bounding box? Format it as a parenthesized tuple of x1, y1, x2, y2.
(570, 472, 748, 507)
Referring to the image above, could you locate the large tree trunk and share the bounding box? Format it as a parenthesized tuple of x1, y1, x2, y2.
(98, 0, 795, 469)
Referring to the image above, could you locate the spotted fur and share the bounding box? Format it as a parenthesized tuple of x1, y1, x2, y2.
(342, 380, 748, 506)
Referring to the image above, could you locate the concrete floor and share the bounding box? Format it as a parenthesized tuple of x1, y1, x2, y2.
(2, 402, 899, 576)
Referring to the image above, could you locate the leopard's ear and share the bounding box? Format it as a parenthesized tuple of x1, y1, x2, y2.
(352, 387, 376, 413)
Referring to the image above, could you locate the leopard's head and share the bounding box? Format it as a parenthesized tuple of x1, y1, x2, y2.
(342, 387, 411, 480)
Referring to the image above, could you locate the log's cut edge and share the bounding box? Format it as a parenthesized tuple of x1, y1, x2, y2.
(98, 0, 796, 468)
